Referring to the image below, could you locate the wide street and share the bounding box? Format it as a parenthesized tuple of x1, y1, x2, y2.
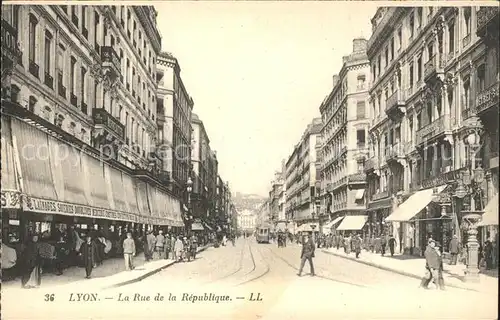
(2, 238, 497, 320)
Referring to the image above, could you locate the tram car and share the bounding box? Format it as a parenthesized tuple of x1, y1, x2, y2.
(256, 224, 270, 244)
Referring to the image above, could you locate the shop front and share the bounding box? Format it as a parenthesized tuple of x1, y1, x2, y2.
(0, 112, 178, 256)
(386, 185, 449, 256)
(336, 215, 368, 237)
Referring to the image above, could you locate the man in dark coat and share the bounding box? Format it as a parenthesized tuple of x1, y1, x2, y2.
(420, 239, 442, 289)
(381, 234, 388, 256)
(352, 234, 362, 258)
(388, 235, 397, 257)
(80, 236, 95, 279)
(448, 235, 459, 265)
(297, 234, 315, 277)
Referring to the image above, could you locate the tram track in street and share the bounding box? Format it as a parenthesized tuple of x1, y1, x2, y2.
(202, 240, 246, 285)
(233, 243, 270, 287)
(264, 246, 367, 288)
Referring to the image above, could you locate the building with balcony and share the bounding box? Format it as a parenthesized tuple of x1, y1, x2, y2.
(268, 162, 287, 231)
(156, 51, 194, 198)
(190, 113, 220, 229)
(318, 38, 370, 235)
(475, 7, 499, 241)
(284, 118, 322, 234)
(365, 6, 498, 256)
(215, 176, 232, 231)
(1, 5, 184, 250)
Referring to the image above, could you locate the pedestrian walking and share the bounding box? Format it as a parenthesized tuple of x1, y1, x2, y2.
(154, 230, 165, 260)
(381, 234, 388, 256)
(420, 239, 444, 290)
(123, 232, 136, 271)
(80, 236, 95, 279)
(297, 234, 315, 277)
(448, 235, 459, 265)
(352, 234, 362, 258)
(191, 235, 198, 259)
(174, 236, 184, 262)
(21, 235, 42, 289)
(170, 235, 177, 260)
(164, 234, 172, 260)
(146, 231, 156, 261)
(388, 235, 396, 257)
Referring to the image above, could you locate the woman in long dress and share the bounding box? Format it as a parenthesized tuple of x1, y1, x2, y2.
(21, 235, 42, 289)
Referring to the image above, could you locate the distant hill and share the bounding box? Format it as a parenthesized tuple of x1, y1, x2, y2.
(233, 192, 266, 213)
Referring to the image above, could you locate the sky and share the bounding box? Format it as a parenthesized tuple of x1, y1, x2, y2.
(155, 1, 377, 197)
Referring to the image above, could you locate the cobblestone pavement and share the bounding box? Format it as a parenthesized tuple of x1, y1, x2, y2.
(2, 238, 497, 320)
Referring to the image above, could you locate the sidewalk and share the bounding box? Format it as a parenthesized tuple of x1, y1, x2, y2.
(2, 244, 211, 291)
(322, 247, 498, 294)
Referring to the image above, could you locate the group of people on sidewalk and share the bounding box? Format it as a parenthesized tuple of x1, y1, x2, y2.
(2, 226, 211, 289)
(318, 233, 397, 259)
(141, 230, 199, 263)
(2, 226, 119, 288)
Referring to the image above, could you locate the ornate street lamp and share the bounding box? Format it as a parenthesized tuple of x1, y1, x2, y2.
(185, 177, 193, 233)
(458, 130, 485, 283)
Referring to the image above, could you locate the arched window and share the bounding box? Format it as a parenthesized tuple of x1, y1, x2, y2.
(80, 128, 87, 141)
(68, 121, 76, 134)
(29, 95, 37, 112)
(10, 85, 20, 103)
(56, 114, 65, 128)
(43, 106, 52, 121)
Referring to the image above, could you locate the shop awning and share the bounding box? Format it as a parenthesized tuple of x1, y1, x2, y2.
(355, 189, 365, 200)
(298, 222, 319, 232)
(332, 215, 345, 225)
(135, 180, 151, 217)
(107, 166, 128, 213)
(191, 221, 205, 231)
(478, 193, 498, 226)
(1, 116, 20, 208)
(336, 215, 367, 231)
(385, 185, 446, 222)
(84, 154, 110, 209)
(12, 117, 58, 200)
(123, 174, 140, 215)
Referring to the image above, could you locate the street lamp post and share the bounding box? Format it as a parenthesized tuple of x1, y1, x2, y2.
(455, 130, 485, 283)
(186, 177, 193, 234)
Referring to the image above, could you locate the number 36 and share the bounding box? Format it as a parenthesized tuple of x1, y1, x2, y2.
(44, 294, 55, 301)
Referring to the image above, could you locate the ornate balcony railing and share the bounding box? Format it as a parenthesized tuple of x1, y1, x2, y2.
(92, 108, 125, 140)
(81, 102, 88, 114)
(463, 34, 471, 48)
(29, 59, 39, 78)
(477, 7, 499, 36)
(101, 46, 121, 75)
(2, 18, 21, 63)
(417, 167, 463, 191)
(372, 190, 389, 201)
(347, 172, 366, 183)
(476, 81, 499, 114)
(386, 89, 405, 114)
(416, 114, 451, 146)
(44, 72, 53, 89)
(424, 54, 444, 82)
(70, 93, 78, 107)
(364, 157, 378, 172)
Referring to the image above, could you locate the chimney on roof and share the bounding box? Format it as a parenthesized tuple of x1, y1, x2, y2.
(353, 38, 368, 53)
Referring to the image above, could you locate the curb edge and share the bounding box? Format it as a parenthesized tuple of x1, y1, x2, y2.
(321, 249, 480, 293)
(105, 245, 211, 289)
